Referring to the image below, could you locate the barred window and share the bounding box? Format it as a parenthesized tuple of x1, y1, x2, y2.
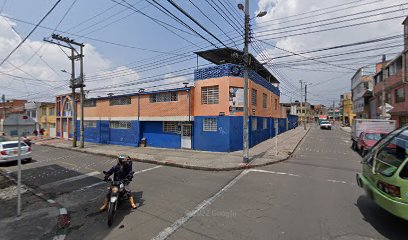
(150, 92, 178, 103)
(203, 118, 217, 131)
(84, 99, 96, 107)
(201, 86, 219, 104)
(274, 99, 278, 110)
(263, 93, 267, 108)
(109, 97, 131, 106)
(252, 89, 257, 106)
(252, 118, 257, 131)
(41, 108, 47, 116)
(84, 120, 97, 128)
(263, 118, 268, 129)
(163, 121, 179, 133)
(110, 121, 131, 129)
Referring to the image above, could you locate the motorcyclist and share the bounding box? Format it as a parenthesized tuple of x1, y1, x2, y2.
(99, 155, 137, 212)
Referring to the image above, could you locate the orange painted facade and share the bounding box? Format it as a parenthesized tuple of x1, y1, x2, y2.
(193, 76, 281, 118)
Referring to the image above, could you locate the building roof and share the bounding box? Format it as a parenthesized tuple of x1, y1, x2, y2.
(403, 16, 408, 25)
(374, 53, 403, 77)
(195, 48, 279, 84)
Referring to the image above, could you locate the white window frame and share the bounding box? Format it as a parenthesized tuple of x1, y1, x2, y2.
(150, 92, 178, 103)
(203, 118, 217, 132)
(163, 121, 179, 133)
(109, 121, 131, 129)
(109, 97, 131, 106)
(84, 120, 97, 128)
(262, 93, 267, 108)
(201, 86, 219, 104)
(252, 89, 257, 106)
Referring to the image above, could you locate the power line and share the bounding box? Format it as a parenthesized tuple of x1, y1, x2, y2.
(258, 14, 407, 41)
(0, 0, 63, 66)
(255, 5, 407, 37)
(167, 0, 227, 47)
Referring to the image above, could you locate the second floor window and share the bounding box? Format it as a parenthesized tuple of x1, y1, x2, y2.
(49, 107, 55, 116)
(252, 89, 257, 106)
(110, 97, 131, 106)
(395, 87, 405, 103)
(84, 99, 97, 107)
(41, 108, 47, 116)
(274, 99, 278, 110)
(150, 92, 178, 103)
(263, 93, 267, 108)
(201, 86, 219, 104)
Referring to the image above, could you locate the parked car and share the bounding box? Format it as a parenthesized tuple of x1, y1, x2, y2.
(351, 119, 396, 151)
(356, 125, 408, 221)
(357, 131, 388, 156)
(320, 120, 332, 130)
(0, 141, 32, 164)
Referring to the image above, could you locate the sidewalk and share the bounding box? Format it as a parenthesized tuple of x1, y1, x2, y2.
(340, 126, 352, 133)
(36, 127, 310, 171)
(0, 175, 59, 240)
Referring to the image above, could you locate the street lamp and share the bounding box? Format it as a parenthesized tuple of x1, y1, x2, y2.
(238, 1, 267, 163)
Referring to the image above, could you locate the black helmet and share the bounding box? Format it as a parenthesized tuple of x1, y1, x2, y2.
(118, 155, 130, 165)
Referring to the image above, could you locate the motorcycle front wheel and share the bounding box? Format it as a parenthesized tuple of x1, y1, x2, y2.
(107, 202, 116, 227)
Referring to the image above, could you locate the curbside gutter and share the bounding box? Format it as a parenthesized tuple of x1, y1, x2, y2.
(38, 127, 310, 171)
(0, 170, 70, 240)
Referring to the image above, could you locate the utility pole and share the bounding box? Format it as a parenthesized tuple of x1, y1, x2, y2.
(332, 101, 335, 122)
(242, 0, 250, 163)
(304, 83, 308, 130)
(300, 81, 303, 128)
(79, 45, 85, 148)
(70, 49, 77, 147)
(2, 94, 5, 123)
(45, 34, 85, 147)
(381, 54, 387, 119)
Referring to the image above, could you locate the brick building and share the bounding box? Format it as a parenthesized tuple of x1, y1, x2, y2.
(55, 48, 298, 152)
(370, 17, 408, 127)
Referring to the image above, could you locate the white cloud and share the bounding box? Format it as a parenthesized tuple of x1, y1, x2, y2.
(0, 16, 140, 101)
(255, 0, 407, 105)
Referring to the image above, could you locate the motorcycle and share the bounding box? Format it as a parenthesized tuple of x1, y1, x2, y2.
(103, 171, 134, 227)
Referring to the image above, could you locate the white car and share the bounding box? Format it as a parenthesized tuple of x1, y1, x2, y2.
(0, 141, 32, 163)
(320, 120, 332, 130)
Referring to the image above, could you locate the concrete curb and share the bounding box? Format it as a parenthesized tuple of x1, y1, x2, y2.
(0, 170, 70, 240)
(37, 127, 310, 171)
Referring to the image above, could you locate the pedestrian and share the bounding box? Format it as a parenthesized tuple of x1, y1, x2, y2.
(33, 129, 38, 136)
(40, 128, 45, 136)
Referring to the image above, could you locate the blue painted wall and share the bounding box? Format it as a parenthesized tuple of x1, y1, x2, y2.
(141, 121, 181, 149)
(229, 116, 243, 152)
(76, 120, 140, 146)
(109, 121, 139, 146)
(194, 116, 230, 152)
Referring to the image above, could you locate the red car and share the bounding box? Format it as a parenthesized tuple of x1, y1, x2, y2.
(357, 131, 387, 156)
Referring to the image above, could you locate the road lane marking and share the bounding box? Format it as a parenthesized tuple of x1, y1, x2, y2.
(59, 208, 67, 215)
(74, 165, 163, 192)
(152, 170, 249, 240)
(249, 169, 355, 186)
(39, 171, 101, 189)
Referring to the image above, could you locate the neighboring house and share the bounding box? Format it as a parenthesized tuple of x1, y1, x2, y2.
(39, 103, 56, 137)
(371, 17, 408, 127)
(25, 102, 57, 137)
(351, 68, 373, 119)
(3, 114, 36, 136)
(340, 92, 355, 126)
(55, 48, 298, 152)
(0, 99, 27, 134)
(55, 94, 76, 140)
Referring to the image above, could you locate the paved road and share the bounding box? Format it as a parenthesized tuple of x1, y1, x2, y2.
(1, 126, 407, 239)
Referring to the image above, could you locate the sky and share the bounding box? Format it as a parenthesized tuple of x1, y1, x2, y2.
(0, 0, 407, 106)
